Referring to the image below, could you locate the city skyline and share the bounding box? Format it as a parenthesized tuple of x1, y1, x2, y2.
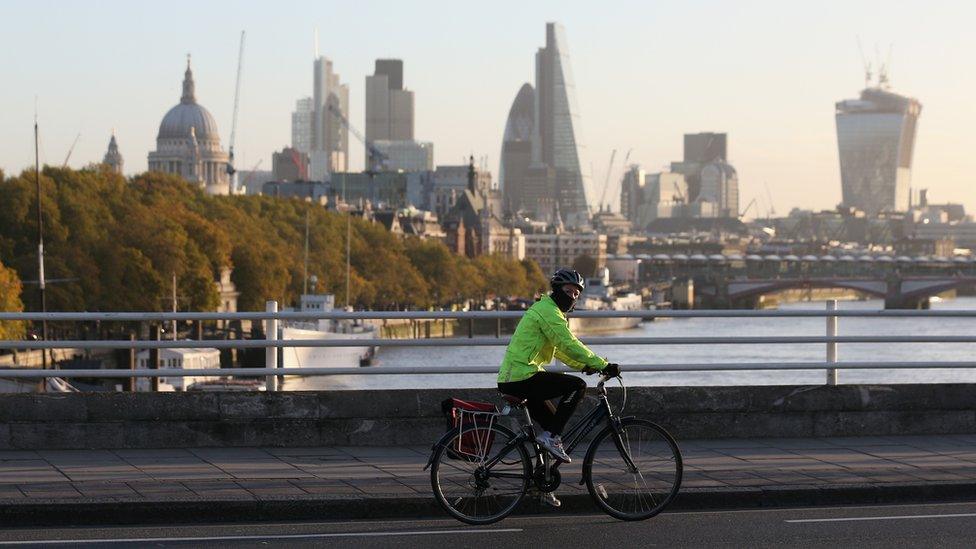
(2, 0, 974, 216)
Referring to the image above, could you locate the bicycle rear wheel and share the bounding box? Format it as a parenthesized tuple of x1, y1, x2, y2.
(430, 423, 531, 525)
(582, 418, 682, 521)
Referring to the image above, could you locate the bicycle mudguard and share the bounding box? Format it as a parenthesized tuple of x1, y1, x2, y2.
(424, 429, 458, 471)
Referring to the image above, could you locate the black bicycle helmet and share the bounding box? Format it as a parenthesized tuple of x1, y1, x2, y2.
(550, 268, 585, 291)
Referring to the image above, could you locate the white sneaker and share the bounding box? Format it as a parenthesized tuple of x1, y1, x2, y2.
(540, 491, 561, 508)
(536, 432, 572, 463)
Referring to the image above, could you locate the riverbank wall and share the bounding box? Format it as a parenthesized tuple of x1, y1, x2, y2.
(2, 384, 974, 449)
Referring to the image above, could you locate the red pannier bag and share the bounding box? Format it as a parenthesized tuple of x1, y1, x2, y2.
(441, 398, 498, 461)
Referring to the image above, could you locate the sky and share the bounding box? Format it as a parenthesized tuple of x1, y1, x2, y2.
(1, 0, 974, 217)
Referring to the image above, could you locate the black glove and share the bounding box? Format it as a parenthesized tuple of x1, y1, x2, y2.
(602, 363, 621, 377)
(582, 367, 598, 375)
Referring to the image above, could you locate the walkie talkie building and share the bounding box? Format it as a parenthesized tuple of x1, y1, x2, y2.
(835, 87, 922, 214)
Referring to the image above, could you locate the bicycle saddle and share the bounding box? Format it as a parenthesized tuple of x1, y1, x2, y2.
(498, 394, 527, 407)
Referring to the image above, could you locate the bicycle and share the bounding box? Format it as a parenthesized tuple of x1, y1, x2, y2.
(425, 373, 683, 524)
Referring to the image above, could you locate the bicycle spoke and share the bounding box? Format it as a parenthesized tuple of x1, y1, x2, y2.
(585, 420, 681, 521)
(432, 424, 529, 524)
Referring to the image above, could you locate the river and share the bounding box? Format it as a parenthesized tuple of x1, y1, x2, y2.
(286, 297, 976, 391)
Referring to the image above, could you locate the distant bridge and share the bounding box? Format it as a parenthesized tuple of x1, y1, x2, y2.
(624, 253, 976, 309)
(695, 276, 976, 309)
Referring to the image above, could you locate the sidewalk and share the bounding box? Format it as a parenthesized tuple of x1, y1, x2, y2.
(3, 434, 976, 525)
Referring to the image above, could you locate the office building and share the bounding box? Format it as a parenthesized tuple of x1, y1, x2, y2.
(523, 233, 607, 275)
(291, 97, 313, 154)
(499, 83, 535, 212)
(373, 140, 433, 172)
(620, 167, 692, 228)
(698, 161, 739, 218)
(309, 56, 349, 180)
(262, 180, 329, 205)
(836, 84, 922, 214)
(671, 132, 727, 201)
(431, 164, 493, 218)
(365, 59, 415, 168)
(498, 23, 591, 228)
(272, 147, 310, 181)
(534, 23, 590, 228)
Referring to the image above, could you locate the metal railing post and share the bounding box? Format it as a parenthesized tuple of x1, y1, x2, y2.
(826, 299, 838, 385)
(127, 332, 136, 392)
(149, 324, 160, 392)
(265, 300, 279, 391)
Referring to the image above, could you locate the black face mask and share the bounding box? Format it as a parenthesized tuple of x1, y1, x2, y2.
(550, 287, 577, 313)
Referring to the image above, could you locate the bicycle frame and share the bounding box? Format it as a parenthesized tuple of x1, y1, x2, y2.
(429, 376, 638, 481)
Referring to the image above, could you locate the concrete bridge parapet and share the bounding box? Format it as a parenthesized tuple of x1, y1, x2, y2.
(1, 384, 975, 449)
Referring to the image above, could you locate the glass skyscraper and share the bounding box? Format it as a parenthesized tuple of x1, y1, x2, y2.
(535, 22, 590, 229)
(500, 83, 535, 213)
(835, 87, 922, 214)
(499, 23, 590, 228)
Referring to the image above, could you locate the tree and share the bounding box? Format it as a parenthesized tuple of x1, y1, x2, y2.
(520, 258, 548, 297)
(0, 259, 25, 339)
(0, 167, 545, 313)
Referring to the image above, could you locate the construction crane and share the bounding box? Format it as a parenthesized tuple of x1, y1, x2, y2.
(739, 197, 757, 219)
(672, 181, 686, 203)
(289, 149, 308, 180)
(226, 31, 246, 194)
(326, 102, 388, 173)
(240, 158, 263, 191)
(61, 133, 81, 168)
(763, 181, 776, 216)
(597, 149, 617, 211)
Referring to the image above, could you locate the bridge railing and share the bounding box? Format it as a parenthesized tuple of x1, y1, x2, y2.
(1, 300, 976, 391)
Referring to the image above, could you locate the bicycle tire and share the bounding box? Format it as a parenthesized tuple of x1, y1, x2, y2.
(582, 418, 682, 521)
(430, 422, 531, 525)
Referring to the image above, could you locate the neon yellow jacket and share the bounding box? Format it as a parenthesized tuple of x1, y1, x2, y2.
(497, 295, 609, 383)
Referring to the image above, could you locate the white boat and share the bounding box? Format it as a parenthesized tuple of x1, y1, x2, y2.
(280, 293, 377, 370)
(569, 268, 644, 334)
(136, 347, 222, 392)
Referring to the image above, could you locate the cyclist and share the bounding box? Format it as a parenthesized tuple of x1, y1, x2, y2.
(497, 268, 620, 480)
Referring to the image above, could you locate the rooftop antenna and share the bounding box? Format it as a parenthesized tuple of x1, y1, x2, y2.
(314, 28, 319, 58)
(856, 36, 873, 89)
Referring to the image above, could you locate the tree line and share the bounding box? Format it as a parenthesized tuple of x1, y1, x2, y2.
(0, 166, 548, 316)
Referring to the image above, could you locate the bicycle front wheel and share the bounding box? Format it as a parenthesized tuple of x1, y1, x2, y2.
(583, 418, 682, 521)
(430, 423, 531, 525)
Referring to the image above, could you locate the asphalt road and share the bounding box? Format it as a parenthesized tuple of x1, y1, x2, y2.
(3, 502, 976, 548)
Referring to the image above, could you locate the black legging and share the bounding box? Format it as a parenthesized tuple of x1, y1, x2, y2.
(498, 372, 586, 436)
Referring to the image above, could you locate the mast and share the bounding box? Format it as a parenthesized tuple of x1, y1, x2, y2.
(172, 272, 177, 341)
(345, 179, 351, 309)
(303, 208, 310, 295)
(34, 102, 48, 372)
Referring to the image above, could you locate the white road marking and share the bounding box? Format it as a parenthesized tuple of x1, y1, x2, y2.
(787, 512, 976, 524)
(0, 528, 523, 545)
